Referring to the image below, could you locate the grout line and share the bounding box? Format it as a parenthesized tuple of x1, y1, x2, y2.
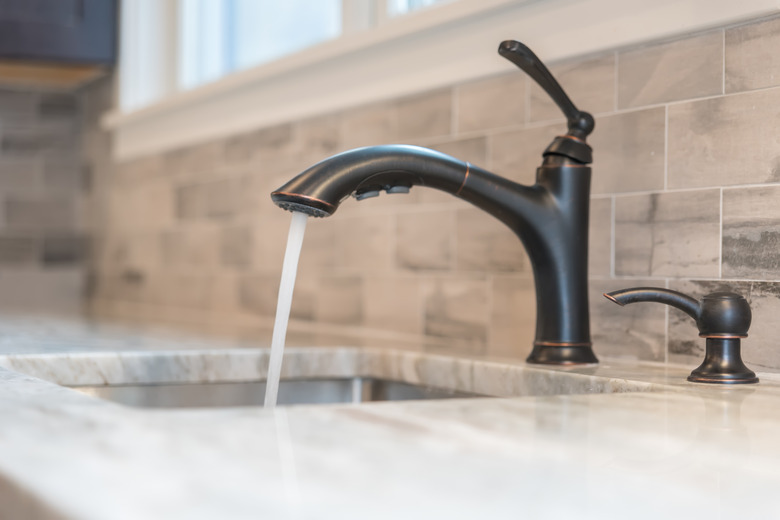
(610, 195, 616, 278)
(663, 104, 668, 191)
(589, 274, 779, 284)
(722, 29, 726, 95)
(450, 208, 458, 272)
(485, 125, 494, 171)
(719, 188, 723, 279)
(451, 85, 459, 136)
(524, 76, 531, 126)
(613, 50, 619, 112)
(664, 305, 669, 365)
(485, 274, 494, 351)
(598, 186, 722, 198)
(664, 278, 669, 365)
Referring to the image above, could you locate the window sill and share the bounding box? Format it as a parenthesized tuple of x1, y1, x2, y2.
(104, 0, 780, 161)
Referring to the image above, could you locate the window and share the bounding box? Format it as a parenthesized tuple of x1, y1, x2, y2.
(120, 0, 454, 111)
(179, 0, 342, 91)
(387, 0, 452, 17)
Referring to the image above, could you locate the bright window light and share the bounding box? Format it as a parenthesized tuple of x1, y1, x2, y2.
(387, 0, 452, 17)
(179, 0, 341, 91)
(120, 0, 461, 111)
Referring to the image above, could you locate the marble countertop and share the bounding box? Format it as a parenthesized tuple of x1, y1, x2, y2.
(0, 316, 778, 519)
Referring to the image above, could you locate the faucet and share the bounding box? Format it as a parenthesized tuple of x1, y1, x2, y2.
(271, 41, 598, 365)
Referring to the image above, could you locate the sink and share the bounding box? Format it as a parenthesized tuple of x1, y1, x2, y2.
(71, 377, 479, 408)
(0, 347, 660, 410)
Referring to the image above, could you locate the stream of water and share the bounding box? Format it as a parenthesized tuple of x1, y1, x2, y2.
(264, 211, 309, 408)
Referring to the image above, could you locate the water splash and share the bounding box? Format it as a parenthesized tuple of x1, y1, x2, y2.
(265, 211, 308, 408)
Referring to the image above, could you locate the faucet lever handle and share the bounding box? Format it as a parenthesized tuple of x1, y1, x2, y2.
(498, 40, 594, 139)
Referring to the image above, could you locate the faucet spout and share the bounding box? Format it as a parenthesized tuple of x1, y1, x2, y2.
(271, 145, 476, 217)
(270, 40, 599, 365)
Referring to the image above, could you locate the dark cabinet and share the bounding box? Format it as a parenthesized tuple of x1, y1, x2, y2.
(0, 0, 117, 64)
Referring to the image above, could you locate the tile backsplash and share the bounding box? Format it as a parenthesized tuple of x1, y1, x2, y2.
(88, 14, 780, 372)
(0, 86, 92, 314)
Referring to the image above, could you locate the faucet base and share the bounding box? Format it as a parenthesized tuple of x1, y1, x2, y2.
(526, 343, 598, 365)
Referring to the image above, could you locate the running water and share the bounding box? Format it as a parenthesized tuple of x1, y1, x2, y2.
(265, 211, 309, 408)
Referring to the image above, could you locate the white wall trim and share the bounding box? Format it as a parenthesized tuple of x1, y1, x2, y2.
(105, 0, 780, 161)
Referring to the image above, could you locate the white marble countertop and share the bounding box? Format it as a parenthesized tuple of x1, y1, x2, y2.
(0, 316, 778, 519)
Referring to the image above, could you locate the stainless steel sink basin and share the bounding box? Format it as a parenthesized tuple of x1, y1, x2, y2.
(71, 378, 480, 408)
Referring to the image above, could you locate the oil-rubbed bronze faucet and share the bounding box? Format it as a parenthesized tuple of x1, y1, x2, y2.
(272, 41, 598, 365)
(605, 287, 758, 384)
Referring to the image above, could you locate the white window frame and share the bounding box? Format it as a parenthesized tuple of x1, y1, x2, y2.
(106, 0, 780, 161)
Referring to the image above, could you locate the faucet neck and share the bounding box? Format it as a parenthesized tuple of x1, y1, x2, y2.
(456, 158, 596, 364)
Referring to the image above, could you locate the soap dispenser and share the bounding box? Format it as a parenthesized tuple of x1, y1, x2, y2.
(604, 287, 758, 384)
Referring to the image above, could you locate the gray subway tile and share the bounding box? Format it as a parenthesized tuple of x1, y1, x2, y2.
(615, 190, 720, 277)
(155, 274, 212, 308)
(42, 157, 86, 192)
(0, 157, 41, 191)
(42, 235, 89, 266)
(295, 114, 342, 160)
(5, 196, 75, 230)
(396, 210, 454, 271)
(0, 88, 38, 121)
(729, 281, 780, 371)
(590, 107, 665, 194)
(175, 184, 204, 220)
(334, 214, 394, 273)
(339, 102, 398, 149)
(618, 31, 723, 109)
(396, 88, 452, 141)
(221, 226, 253, 268)
(530, 53, 615, 122)
(315, 275, 363, 325)
(726, 16, 780, 93)
(163, 141, 221, 177)
(431, 136, 488, 167)
(589, 197, 612, 276)
(38, 93, 79, 120)
(224, 123, 294, 164)
(204, 178, 239, 218)
(422, 276, 488, 355)
(175, 179, 238, 220)
(456, 73, 525, 133)
(455, 207, 526, 272)
(239, 274, 280, 317)
(722, 185, 780, 279)
(363, 276, 422, 335)
(115, 155, 163, 182)
(668, 88, 780, 188)
(1, 128, 76, 156)
(0, 236, 39, 265)
(161, 228, 220, 269)
(489, 275, 535, 359)
(0, 269, 85, 314)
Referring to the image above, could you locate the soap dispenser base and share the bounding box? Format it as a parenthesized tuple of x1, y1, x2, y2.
(687, 337, 759, 384)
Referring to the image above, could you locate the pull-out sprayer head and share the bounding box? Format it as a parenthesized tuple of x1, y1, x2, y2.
(272, 198, 333, 218)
